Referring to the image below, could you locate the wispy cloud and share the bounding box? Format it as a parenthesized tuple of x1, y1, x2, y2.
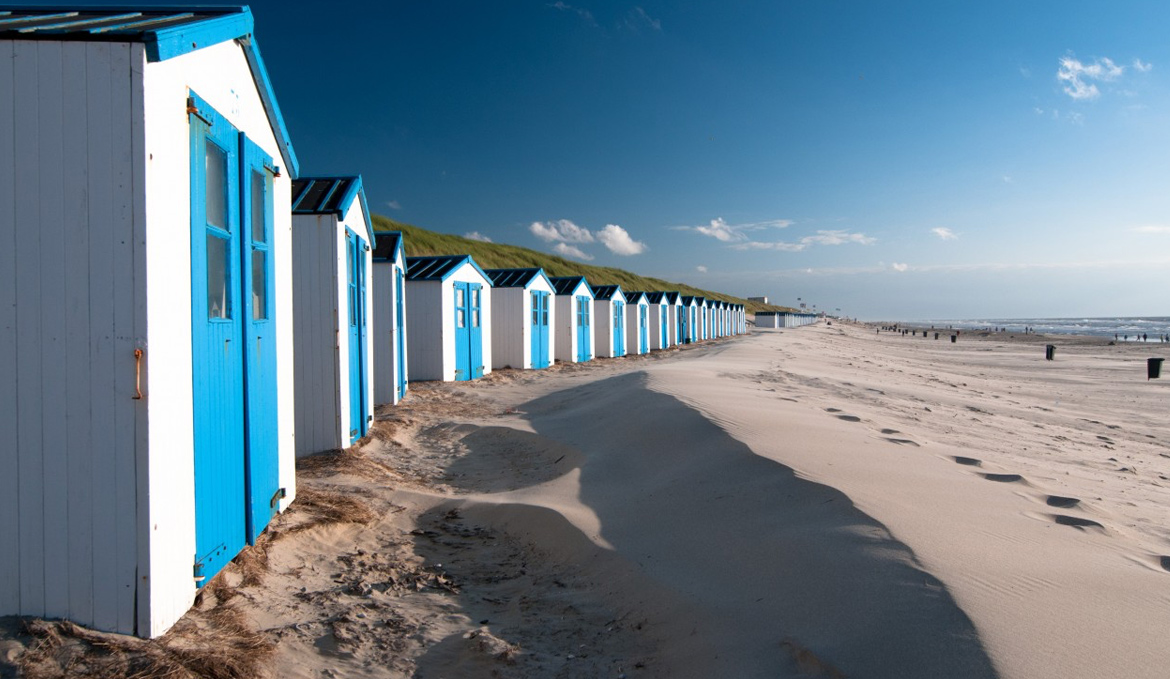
(1131, 225, 1170, 234)
(931, 227, 958, 240)
(892, 263, 909, 272)
(624, 6, 661, 31)
(1133, 59, 1153, 73)
(597, 224, 647, 255)
(547, 1, 596, 25)
(1057, 55, 1124, 100)
(554, 242, 594, 260)
(530, 219, 596, 243)
(464, 231, 492, 242)
(696, 265, 708, 273)
(733, 230, 875, 252)
(673, 217, 793, 242)
(386, 200, 402, 210)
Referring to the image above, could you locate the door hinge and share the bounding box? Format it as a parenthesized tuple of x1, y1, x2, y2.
(186, 96, 212, 126)
(193, 561, 206, 584)
(270, 487, 287, 508)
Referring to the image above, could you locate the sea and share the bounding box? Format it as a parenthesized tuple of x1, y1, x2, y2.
(914, 317, 1170, 342)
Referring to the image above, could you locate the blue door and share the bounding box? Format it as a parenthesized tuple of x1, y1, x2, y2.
(240, 137, 279, 544)
(453, 282, 484, 380)
(661, 306, 668, 347)
(530, 290, 550, 369)
(576, 295, 591, 361)
(395, 267, 407, 399)
(640, 305, 649, 353)
(346, 230, 369, 444)
(613, 301, 625, 356)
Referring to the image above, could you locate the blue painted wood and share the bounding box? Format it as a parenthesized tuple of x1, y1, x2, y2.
(529, 290, 549, 369)
(190, 94, 246, 585)
(660, 306, 668, 347)
(346, 229, 369, 443)
(613, 301, 625, 356)
(469, 283, 484, 378)
(453, 282, 470, 380)
(240, 136, 279, 544)
(395, 267, 406, 399)
(576, 295, 590, 362)
(640, 304, 649, 353)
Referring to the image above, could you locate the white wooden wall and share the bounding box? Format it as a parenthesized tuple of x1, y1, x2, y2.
(755, 314, 781, 328)
(648, 302, 666, 350)
(334, 201, 375, 446)
(490, 287, 525, 369)
(593, 299, 615, 357)
(372, 252, 407, 405)
(553, 282, 593, 363)
(292, 214, 342, 456)
(0, 38, 146, 636)
(625, 299, 649, 355)
(443, 265, 492, 379)
(405, 264, 492, 382)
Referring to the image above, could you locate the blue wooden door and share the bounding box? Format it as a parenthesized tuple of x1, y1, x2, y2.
(530, 290, 549, 368)
(660, 306, 668, 346)
(576, 295, 590, 361)
(240, 137, 279, 544)
(346, 230, 368, 443)
(613, 301, 625, 356)
(469, 284, 484, 378)
(395, 267, 406, 399)
(190, 96, 246, 584)
(453, 282, 484, 380)
(639, 305, 649, 353)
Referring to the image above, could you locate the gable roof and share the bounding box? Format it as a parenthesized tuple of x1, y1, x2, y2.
(644, 291, 666, 303)
(624, 291, 647, 304)
(663, 291, 680, 304)
(549, 275, 592, 297)
(1, 6, 298, 178)
(591, 284, 625, 302)
(291, 176, 373, 243)
(371, 231, 403, 263)
(405, 254, 490, 283)
(483, 267, 551, 289)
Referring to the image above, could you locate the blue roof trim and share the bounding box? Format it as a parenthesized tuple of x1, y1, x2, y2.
(239, 37, 299, 178)
(372, 231, 403, 263)
(624, 291, 648, 304)
(484, 267, 552, 290)
(549, 275, 593, 297)
(406, 254, 491, 283)
(591, 284, 625, 303)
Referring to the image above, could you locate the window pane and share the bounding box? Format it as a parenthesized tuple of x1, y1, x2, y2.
(207, 233, 230, 318)
(457, 310, 465, 328)
(205, 143, 228, 229)
(251, 170, 265, 244)
(472, 289, 480, 307)
(472, 310, 480, 327)
(252, 250, 267, 320)
(456, 288, 464, 307)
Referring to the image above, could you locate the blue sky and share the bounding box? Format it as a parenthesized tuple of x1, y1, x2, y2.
(67, 1, 1170, 318)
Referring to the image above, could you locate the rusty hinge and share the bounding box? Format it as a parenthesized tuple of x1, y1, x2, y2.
(186, 96, 212, 126)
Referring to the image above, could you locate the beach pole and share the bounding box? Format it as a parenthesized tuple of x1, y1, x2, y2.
(1148, 358, 1164, 380)
(1046, 345, 1056, 361)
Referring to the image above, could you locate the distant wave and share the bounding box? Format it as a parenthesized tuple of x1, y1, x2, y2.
(915, 317, 1170, 341)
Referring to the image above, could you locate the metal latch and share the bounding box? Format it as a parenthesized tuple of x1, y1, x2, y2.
(270, 487, 287, 508)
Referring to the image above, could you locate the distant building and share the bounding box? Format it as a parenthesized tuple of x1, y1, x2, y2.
(748, 296, 769, 304)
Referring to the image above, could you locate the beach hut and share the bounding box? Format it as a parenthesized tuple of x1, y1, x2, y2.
(405, 255, 493, 381)
(0, 7, 298, 636)
(696, 297, 710, 340)
(592, 285, 627, 357)
(663, 292, 682, 346)
(290, 176, 374, 454)
(624, 291, 651, 355)
(645, 292, 671, 350)
(679, 296, 699, 343)
(485, 268, 556, 370)
(550, 276, 595, 363)
(756, 311, 782, 328)
(372, 231, 408, 405)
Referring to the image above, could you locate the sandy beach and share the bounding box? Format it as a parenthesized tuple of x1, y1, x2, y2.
(6, 322, 1169, 678)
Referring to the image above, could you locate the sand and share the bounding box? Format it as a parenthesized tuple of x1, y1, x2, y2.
(4, 322, 1169, 678)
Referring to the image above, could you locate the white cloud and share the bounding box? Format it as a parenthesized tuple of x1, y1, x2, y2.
(386, 200, 402, 210)
(732, 230, 875, 251)
(734, 240, 807, 252)
(597, 224, 647, 255)
(530, 219, 596, 243)
(931, 227, 958, 240)
(1133, 59, 1153, 73)
(696, 265, 708, 273)
(1057, 55, 1124, 100)
(892, 263, 909, 272)
(625, 6, 661, 31)
(553, 242, 594, 260)
(674, 217, 793, 242)
(548, 1, 595, 24)
(1131, 225, 1170, 234)
(464, 231, 492, 242)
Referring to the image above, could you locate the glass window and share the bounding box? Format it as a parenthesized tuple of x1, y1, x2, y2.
(472, 289, 480, 307)
(531, 293, 539, 324)
(251, 170, 266, 244)
(251, 250, 266, 320)
(456, 288, 465, 307)
(205, 143, 228, 230)
(207, 233, 230, 318)
(472, 310, 480, 327)
(457, 309, 465, 328)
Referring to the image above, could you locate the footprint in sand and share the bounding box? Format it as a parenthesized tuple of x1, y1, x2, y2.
(1051, 514, 1105, 530)
(981, 473, 1025, 483)
(883, 438, 920, 447)
(1045, 495, 1081, 509)
(953, 456, 982, 466)
(880, 428, 900, 435)
(837, 415, 862, 422)
(825, 407, 842, 413)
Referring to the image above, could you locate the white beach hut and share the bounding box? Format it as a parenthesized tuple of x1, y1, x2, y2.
(661, 292, 681, 346)
(485, 268, 556, 370)
(0, 7, 298, 637)
(696, 297, 711, 340)
(405, 255, 493, 381)
(624, 291, 651, 355)
(290, 176, 375, 455)
(550, 275, 595, 363)
(679, 295, 699, 343)
(591, 285, 627, 358)
(372, 231, 408, 405)
(756, 311, 782, 328)
(645, 292, 671, 350)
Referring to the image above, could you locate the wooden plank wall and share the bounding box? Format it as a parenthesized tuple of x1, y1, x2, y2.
(1, 40, 143, 634)
(490, 288, 523, 370)
(371, 261, 396, 405)
(404, 281, 444, 381)
(292, 215, 341, 456)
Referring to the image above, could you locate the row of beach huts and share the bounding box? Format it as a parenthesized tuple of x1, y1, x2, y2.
(0, 7, 748, 639)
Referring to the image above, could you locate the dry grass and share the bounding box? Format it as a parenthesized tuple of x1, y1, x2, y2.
(17, 606, 273, 679)
(282, 486, 378, 535)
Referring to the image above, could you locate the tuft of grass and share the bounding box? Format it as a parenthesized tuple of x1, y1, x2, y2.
(283, 486, 378, 534)
(373, 215, 794, 314)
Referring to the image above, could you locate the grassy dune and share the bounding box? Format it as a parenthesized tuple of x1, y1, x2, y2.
(372, 215, 791, 314)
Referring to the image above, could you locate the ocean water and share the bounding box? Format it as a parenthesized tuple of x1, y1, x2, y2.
(916, 317, 1170, 341)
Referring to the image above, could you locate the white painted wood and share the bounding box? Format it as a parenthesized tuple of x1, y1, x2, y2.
(292, 214, 342, 455)
(406, 260, 492, 381)
(0, 38, 19, 617)
(552, 279, 593, 363)
(592, 289, 625, 358)
(625, 295, 649, 355)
